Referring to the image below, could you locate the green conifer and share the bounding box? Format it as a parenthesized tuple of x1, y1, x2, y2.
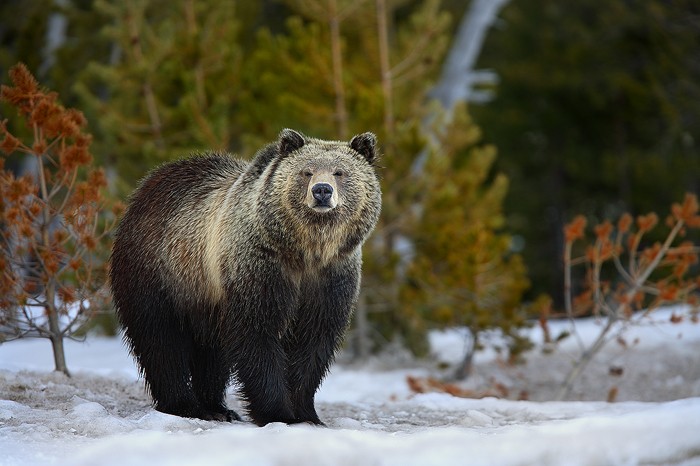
(401, 105, 530, 372)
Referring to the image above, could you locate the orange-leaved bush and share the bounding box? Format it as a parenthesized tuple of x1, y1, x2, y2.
(555, 193, 699, 399)
(0, 63, 122, 375)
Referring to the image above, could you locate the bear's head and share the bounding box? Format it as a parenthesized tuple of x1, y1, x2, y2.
(265, 129, 382, 261)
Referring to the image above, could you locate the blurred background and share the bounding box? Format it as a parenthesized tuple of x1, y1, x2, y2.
(1, 0, 698, 371)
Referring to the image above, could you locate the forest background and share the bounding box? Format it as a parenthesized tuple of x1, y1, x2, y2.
(1, 0, 698, 372)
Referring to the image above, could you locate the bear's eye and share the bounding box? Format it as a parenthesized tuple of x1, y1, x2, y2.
(333, 170, 344, 177)
(302, 171, 313, 178)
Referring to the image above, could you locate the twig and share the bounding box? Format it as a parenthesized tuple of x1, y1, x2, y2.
(563, 239, 585, 351)
(557, 217, 686, 400)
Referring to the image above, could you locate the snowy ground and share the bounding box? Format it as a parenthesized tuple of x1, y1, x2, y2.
(1, 307, 700, 466)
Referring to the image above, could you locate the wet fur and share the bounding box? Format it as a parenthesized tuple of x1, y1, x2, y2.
(110, 130, 381, 426)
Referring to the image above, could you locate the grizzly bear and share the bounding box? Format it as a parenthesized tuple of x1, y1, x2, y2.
(110, 129, 381, 426)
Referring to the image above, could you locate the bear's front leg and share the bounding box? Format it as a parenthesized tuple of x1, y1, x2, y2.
(224, 266, 300, 426)
(283, 258, 360, 425)
(233, 333, 297, 426)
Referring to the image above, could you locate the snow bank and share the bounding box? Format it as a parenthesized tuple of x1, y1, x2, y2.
(2, 390, 699, 466)
(72, 397, 700, 466)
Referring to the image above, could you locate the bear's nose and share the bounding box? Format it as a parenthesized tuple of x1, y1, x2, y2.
(311, 183, 333, 203)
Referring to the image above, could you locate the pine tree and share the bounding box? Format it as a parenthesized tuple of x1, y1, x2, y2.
(401, 104, 530, 374)
(74, 0, 247, 189)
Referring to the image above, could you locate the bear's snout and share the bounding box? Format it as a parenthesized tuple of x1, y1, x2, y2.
(305, 173, 339, 212)
(312, 183, 333, 204)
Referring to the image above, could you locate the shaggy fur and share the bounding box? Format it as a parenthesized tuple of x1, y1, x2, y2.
(110, 129, 381, 426)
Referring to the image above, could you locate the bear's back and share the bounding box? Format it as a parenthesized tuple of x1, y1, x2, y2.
(133, 153, 246, 211)
(112, 153, 248, 307)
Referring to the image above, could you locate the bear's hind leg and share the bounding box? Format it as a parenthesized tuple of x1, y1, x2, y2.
(122, 300, 203, 420)
(190, 343, 242, 422)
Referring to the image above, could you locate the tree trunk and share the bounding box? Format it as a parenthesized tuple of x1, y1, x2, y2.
(36, 139, 70, 377)
(40, 0, 68, 76)
(126, 5, 165, 149)
(353, 290, 371, 360)
(430, 0, 510, 112)
(328, 0, 348, 139)
(376, 0, 394, 140)
(453, 330, 476, 381)
(413, 0, 510, 174)
(50, 339, 70, 376)
(45, 262, 70, 377)
(549, 161, 567, 309)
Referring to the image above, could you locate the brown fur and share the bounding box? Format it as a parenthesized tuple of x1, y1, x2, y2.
(110, 129, 381, 425)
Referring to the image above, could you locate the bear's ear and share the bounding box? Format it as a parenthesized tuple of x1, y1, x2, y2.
(350, 132, 377, 165)
(278, 128, 306, 156)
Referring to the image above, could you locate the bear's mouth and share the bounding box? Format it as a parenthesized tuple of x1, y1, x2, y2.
(311, 204, 334, 213)
(307, 196, 338, 213)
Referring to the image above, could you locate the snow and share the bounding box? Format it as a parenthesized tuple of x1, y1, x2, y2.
(1, 307, 700, 466)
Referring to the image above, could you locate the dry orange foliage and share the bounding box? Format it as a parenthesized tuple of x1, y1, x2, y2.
(0, 63, 120, 374)
(406, 375, 511, 399)
(563, 193, 699, 320)
(557, 193, 699, 399)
